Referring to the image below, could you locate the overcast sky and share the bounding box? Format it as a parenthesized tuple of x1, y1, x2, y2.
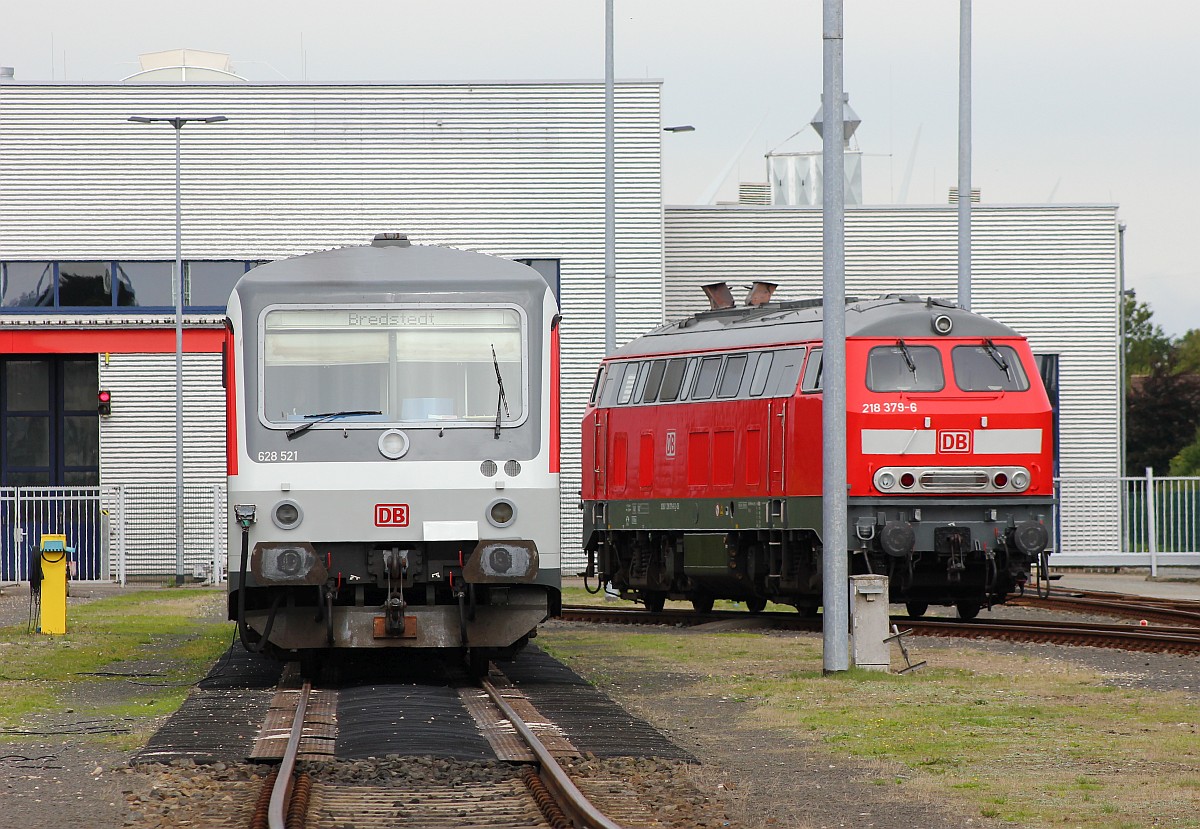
(4, 1, 1198, 335)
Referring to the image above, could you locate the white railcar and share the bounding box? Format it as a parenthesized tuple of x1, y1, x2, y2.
(225, 234, 561, 675)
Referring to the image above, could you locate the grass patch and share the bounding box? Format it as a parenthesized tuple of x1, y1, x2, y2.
(540, 626, 1200, 829)
(0, 589, 234, 745)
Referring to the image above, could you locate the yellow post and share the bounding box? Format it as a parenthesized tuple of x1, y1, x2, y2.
(39, 534, 70, 635)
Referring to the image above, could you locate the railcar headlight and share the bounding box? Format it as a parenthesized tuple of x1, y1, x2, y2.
(378, 429, 410, 460)
(272, 499, 303, 529)
(251, 541, 327, 585)
(876, 471, 897, 490)
(1011, 469, 1030, 491)
(463, 539, 539, 583)
(932, 314, 953, 335)
(487, 499, 516, 528)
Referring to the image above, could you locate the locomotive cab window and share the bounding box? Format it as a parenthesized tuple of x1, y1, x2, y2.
(600, 363, 628, 407)
(617, 363, 640, 404)
(801, 348, 822, 392)
(260, 306, 525, 428)
(952, 343, 1029, 392)
(589, 366, 605, 405)
(866, 343, 944, 392)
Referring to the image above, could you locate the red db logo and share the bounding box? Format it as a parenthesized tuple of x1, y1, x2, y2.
(374, 504, 409, 527)
(938, 430, 971, 453)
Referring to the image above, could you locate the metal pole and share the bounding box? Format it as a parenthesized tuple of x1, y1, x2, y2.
(173, 120, 185, 587)
(821, 0, 849, 674)
(957, 0, 972, 310)
(603, 0, 616, 355)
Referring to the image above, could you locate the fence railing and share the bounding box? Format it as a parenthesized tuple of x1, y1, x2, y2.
(3, 474, 1199, 583)
(1, 484, 226, 585)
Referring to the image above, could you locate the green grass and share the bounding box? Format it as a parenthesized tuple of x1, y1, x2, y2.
(540, 626, 1200, 829)
(0, 589, 234, 744)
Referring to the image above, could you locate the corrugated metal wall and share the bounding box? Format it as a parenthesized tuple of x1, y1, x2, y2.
(665, 204, 1121, 553)
(0, 82, 666, 573)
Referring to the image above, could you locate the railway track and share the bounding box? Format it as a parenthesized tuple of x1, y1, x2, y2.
(559, 600, 1200, 655)
(255, 668, 631, 829)
(1011, 587, 1200, 627)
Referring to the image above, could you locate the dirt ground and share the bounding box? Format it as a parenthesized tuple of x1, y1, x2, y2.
(0, 583, 1196, 828)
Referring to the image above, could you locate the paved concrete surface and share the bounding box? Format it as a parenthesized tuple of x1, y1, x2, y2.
(1051, 568, 1200, 600)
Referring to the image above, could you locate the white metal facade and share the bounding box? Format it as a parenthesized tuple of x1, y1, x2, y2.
(0, 81, 666, 573)
(664, 204, 1122, 554)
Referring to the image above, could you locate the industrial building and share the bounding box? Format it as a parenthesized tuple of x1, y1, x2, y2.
(0, 51, 1127, 578)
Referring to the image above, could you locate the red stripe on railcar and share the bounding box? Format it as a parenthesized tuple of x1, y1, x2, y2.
(550, 318, 560, 473)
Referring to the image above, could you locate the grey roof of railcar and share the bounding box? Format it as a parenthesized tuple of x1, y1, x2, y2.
(233, 241, 551, 306)
(612, 294, 1021, 358)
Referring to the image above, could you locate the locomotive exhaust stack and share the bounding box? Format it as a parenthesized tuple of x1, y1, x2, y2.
(702, 282, 736, 310)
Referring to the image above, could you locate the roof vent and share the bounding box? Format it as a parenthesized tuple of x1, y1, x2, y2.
(0, 67, 14, 82)
(702, 282, 735, 310)
(372, 232, 411, 248)
(745, 281, 778, 306)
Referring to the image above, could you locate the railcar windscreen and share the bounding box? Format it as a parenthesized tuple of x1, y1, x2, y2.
(866, 344, 945, 392)
(951, 344, 1030, 392)
(261, 306, 524, 425)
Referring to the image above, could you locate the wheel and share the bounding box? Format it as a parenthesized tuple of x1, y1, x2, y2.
(905, 602, 929, 619)
(690, 594, 715, 613)
(644, 592, 667, 613)
(745, 597, 768, 613)
(955, 601, 981, 621)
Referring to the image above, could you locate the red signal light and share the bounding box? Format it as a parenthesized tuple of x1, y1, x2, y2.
(98, 389, 112, 417)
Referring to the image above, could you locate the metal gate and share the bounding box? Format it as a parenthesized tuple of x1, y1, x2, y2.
(0, 486, 105, 581)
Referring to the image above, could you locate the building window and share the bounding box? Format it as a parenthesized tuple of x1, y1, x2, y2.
(0, 260, 257, 311)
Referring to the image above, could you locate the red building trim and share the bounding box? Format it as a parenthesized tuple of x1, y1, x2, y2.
(0, 328, 226, 355)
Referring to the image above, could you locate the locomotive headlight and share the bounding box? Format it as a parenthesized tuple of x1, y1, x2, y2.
(487, 499, 516, 528)
(272, 499, 303, 529)
(1011, 469, 1031, 491)
(876, 471, 897, 490)
(932, 314, 954, 335)
(378, 429, 410, 460)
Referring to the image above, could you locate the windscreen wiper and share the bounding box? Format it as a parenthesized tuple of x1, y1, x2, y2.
(981, 339, 1012, 377)
(896, 339, 917, 375)
(492, 345, 510, 440)
(285, 410, 382, 441)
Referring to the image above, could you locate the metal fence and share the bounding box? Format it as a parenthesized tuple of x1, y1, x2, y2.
(4, 474, 1200, 583)
(1, 484, 226, 585)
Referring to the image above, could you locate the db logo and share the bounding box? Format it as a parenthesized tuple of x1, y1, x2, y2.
(938, 430, 971, 453)
(374, 504, 410, 527)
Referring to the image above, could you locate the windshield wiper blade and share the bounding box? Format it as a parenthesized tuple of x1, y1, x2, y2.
(896, 339, 917, 375)
(981, 339, 1011, 376)
(285, 410, 382, 441)
(492, 345, 510, 440)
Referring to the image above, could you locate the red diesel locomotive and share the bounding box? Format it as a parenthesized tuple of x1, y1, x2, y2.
(581, 285, 1054, 619)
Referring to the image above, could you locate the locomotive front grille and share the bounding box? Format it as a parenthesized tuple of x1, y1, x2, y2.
(919, 471, 989, 490)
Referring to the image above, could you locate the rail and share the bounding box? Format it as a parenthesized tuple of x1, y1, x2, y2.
(268, 680, 311, 829)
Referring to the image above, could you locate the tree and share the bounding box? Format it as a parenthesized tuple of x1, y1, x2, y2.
(1126, 351, 1200, 475)
(1123, 291, 1172, 382)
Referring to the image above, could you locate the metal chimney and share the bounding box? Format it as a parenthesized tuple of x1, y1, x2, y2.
(702, 282, 736, 310)
(745, 281, 778, 306)
(371, 232, 411, 248)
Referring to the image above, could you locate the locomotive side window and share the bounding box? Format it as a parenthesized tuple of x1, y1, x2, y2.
(801, 348, 822, 392)
(600, 363, 628, 407)
(659, 358, 688, 402)
(749, 352, 773, 396)
(952, 343, 1030, 392)
(589, 366, 605, 405)
(716, 354, 749, 398)
(261, 306, 524, 426)
(691, 357, 723, 400)
(617, 362, 640, 404)
(770, 348, 807, 396)
(642, 360, 668, 403)
(866, 343, 944, 392)
(678, 358, 698, 401)
(631, 362, 651, 403)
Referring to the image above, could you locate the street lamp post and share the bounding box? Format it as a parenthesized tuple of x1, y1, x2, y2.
(128, 115, 228, 586)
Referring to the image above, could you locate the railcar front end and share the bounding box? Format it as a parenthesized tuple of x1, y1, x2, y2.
(225, 237, 561, 671)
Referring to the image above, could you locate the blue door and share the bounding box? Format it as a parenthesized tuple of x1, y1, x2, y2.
(1, 357, 100, 580)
